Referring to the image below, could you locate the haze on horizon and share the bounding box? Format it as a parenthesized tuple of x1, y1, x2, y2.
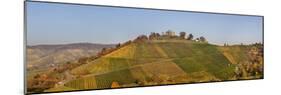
(26, 2, 263, 46)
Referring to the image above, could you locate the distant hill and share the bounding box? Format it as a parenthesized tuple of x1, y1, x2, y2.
(27, 43, 115, 70)
(28, 43, 115, 50)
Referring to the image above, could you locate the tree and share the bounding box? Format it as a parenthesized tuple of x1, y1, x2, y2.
(179, 32, 186, 39)
(102, 48, 107, 52)
(97, 48, 107, 56)
(149, 32, 159, 40)
(116, 43, 121, 48)
(134, 35, 148, 42)
(111, 81, 120, 88)
(156, 33, 160, 37)
(199, 36, 207, 42)
(187, 34, 194, 40)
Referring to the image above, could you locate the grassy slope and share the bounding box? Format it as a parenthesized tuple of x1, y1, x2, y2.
(57, 40, 239, 91)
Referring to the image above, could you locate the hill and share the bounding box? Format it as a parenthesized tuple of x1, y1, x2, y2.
(26, 31, 263, 93)
(27, 43, 115, 69)
(45, 40, 262, 91)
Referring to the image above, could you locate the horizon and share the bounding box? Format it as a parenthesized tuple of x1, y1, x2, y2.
(26, 2, 263, 46)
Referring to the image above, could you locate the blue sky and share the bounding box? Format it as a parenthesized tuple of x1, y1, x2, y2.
(26, 2, 263, 45)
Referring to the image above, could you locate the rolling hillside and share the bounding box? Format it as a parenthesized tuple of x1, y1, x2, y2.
(46, 40, 258, 92)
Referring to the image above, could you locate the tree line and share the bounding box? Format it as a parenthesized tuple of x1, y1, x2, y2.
(134, 30, 207, 42)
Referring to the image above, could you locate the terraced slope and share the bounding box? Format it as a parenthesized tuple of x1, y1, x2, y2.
(48, 40, 241, 91)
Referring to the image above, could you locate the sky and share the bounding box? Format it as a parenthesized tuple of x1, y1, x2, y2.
(26, 2, 263, 46)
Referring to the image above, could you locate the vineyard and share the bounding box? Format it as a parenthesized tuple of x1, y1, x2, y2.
(64, 76, 97, 89)
(45, 40, 262, 91)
